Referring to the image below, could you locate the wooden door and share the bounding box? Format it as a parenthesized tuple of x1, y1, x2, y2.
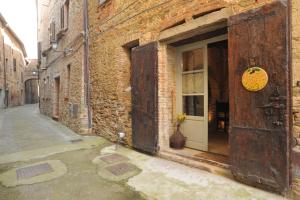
(177, 44, 208, 151)
(53, 77, 60, 119)
(131, 42, 158, 154)
(228, 1, 290, 192)
(176, 36, 227, 151)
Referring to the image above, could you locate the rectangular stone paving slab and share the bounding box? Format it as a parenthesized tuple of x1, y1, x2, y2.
(100, 154, 129, 164)
(16, 163, 54, 180)
(106, 163, 136, 176)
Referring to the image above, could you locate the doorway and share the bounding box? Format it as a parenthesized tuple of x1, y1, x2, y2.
(53, 77, 60, 120)
(176, 35, 228, 157)
(25, 79, 39, 104)
(207, 40, 229, 156)
(5, 90, 9, 108)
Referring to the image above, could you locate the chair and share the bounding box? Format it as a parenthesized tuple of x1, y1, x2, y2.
(216, 101, 229, 133)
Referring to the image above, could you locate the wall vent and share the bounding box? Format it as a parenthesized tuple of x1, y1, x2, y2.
(69, 103, 79, 118)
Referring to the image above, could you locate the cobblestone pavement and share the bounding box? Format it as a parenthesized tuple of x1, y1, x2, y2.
(0, 105, 287, 200)
(0, 104, 82, 154)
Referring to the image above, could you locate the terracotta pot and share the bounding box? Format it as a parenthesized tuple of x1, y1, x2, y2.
(170, 129, 186, 149)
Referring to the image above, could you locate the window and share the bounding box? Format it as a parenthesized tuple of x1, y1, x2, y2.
(182, 48, 205, 116)
(49, 21, 56, 43)
(61, 0, 69, 30)
(13, 58, 16, 72)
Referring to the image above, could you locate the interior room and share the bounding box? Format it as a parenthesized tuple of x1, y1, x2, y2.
(207, 40, 229, 156)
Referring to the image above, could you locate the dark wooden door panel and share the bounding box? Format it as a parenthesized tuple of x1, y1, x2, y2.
(228, 1, 290, 192)
(131, 42, 158, 154)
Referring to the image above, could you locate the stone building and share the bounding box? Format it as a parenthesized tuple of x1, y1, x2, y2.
(24, 59, 39, 104)
(87, 0, 300, 197)
(0, 13, 27, 108)
(37, 0, 91, 134)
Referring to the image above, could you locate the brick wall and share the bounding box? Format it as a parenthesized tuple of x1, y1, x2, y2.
(0, 21, 4, 108)
(89, 0, 299, 195)
(88, 0, 273, 146)
(291, 0, 300, 198)
(38, 0, 89, 134)
(0, 28, 26, 108)
(292, 0, 300, 142)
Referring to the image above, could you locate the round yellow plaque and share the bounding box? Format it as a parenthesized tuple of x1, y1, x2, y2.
(242, 67, 268, 92)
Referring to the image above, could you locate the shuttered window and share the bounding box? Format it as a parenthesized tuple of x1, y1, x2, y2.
(49, 21, 56, 43)
(13, 58, 16, 72)
(37, 42, 42, 64)
(60, 0, 69, 30)
(60, 7, 64, 29)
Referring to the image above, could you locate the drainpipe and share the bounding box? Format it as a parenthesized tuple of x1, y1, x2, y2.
(83, 0, 92, 129)
(36, 0, 41, 109)
(2, 26, 7, 109)
(287, 0, 293, 190)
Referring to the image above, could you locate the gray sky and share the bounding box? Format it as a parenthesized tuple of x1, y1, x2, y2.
(0, 0, 37, 59)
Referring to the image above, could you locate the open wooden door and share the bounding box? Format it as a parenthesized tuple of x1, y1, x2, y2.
(131, 42, 158, 154)
(228, 1, 290, 192)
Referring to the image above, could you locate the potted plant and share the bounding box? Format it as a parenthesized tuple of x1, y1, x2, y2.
(169, 113, 187, 149)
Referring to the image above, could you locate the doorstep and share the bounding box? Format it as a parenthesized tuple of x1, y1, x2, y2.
(158, 148, 233, 180)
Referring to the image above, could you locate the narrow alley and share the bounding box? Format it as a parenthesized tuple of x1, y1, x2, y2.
(0, 0, 299, 199)
(0, 105, 284, 200)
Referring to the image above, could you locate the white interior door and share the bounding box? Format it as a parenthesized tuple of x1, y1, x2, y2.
(176, 35, 227, 151)
(176, 43, 208, 151)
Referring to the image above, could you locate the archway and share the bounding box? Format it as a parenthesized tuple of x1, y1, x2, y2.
(25, 78, 38, 104)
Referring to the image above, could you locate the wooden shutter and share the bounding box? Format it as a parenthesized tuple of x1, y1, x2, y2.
(13, 58, 16, 71)
(60, 6, 64, 29)
(228, 1, 290, 192)
(131, 42, 158, 154)
(37, 42, 41, 64)
(64, 0, 69, 29)
(49, 21, 56, 43)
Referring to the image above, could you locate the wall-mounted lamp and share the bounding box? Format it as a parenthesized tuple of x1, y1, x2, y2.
(52, 42, 58, 50)
(51, 42, 73, 55)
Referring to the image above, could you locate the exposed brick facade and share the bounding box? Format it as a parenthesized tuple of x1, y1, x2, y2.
(88, 0, 300, 195)
(292, 0, 300, 141)
(37, 0, 89, 134)
(291, 0, 300, 198)
(88, 0, 274, 146)
(0, 14, 27, 108)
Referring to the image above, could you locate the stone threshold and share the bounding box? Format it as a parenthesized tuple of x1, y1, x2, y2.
(158, 149, 233, 180)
